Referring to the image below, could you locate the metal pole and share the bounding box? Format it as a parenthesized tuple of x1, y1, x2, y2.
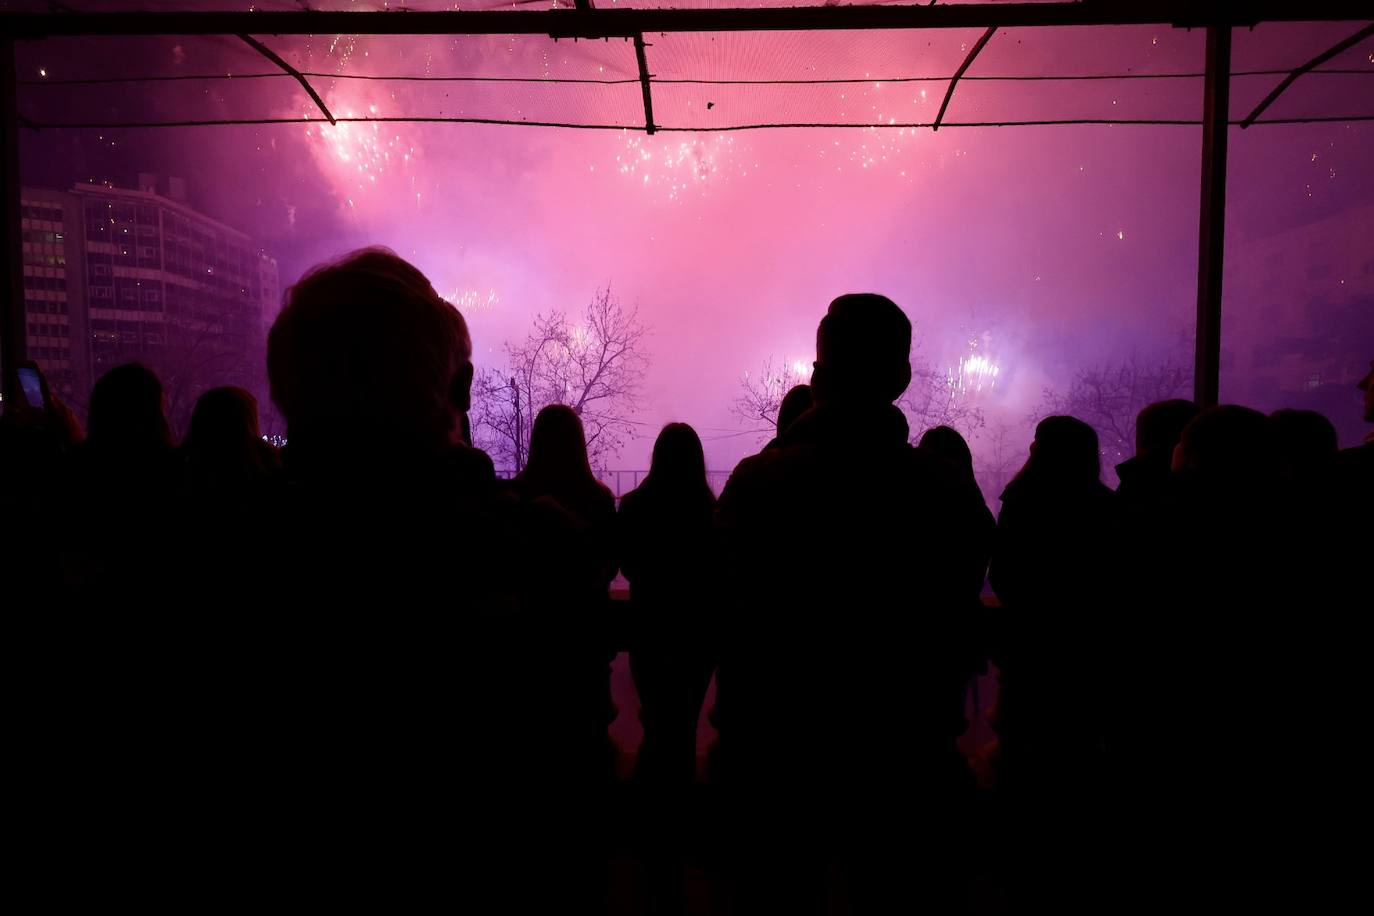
(1194, 25, 1230, 409)
(511, 376, 523, 473)
(633, 33, 656, 136)
(1, 38, 25, 411)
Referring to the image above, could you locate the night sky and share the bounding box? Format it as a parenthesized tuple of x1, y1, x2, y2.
(14, 7, 1374, 473)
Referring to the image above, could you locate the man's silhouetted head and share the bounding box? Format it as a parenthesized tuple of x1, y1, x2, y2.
(1009, 415, 1101, 493)
(268, 247, 472, 460)
(1173, 405, 1275, 487)
(88, 362, 170, 453)
(1135, 399, 1199, 462)
(812, 294, 912, 405)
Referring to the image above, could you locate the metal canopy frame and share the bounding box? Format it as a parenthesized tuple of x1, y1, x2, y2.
(1, 3, 1371, 37)
(2, 2, 1373, 411)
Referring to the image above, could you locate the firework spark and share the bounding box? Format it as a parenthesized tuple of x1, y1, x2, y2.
(616, 132, 747, 202)
(443, 288, 501, 313)
(951, 349, 1001, 396)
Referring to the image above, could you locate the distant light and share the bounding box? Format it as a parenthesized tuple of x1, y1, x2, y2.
(1117, 230, 1125, 240)
(38, 68, 47, 78)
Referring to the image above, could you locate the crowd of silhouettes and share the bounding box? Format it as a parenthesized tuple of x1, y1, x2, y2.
(3, 246, 1369, 914)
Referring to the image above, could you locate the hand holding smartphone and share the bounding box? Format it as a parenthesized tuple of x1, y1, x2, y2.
(17, 363, 50, 411)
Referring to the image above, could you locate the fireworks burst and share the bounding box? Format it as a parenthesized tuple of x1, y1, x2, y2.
(616, 132, 748, 202)
(443, 288, 501, 313)
(306, 104, 416, 190)
(949, 336, 1002, 397)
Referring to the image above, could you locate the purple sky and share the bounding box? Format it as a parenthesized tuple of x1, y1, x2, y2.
(16, 17, 1374, 472)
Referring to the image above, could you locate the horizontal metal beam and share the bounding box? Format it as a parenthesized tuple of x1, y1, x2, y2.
(2, 3, 1371, 40)
(23, 115, 1374, 132)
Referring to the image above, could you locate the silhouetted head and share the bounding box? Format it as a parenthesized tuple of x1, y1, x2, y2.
(642, 422, 713, 505)
(812, 294, 912, 405)
(87, 362, 171, 453)
(1270, 408, 1338, 481)
(1008, 415, 1101, 494)
(185, 387, 269, 475)
(1359, 360, 1374, 424)
(520, 404, 594, 491)
(267, 247, 472, 461)
(1135, 399, 1199, 462)
(776, 384, 814, 438)
(1173, 405, 1275, 488)
(918, 425, 976, 487)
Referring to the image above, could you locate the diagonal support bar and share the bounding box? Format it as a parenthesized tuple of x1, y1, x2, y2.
(1240, 22, 1374, 128)
(933, 26, 996, 131)
(238, 33, 335, 125)
(633, 33, 656, 135)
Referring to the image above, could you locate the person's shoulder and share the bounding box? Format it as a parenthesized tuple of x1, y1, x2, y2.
(448, 441, 497, 483)
(1335, 441, 1374, 481)
(1337, 440, 1374, 462)
(617, 485, 645, 514)
(722, 447, 787, 492)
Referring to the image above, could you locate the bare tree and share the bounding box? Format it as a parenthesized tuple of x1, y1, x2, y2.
(731, 355, 810, 435)
(734, 351, 983, 444)
(1035, 351, 1193, 470)
(971, 418, 1025, 502)
(899, 360, 985, 441)
(153, 315, 264, 438)
(471, 287, 649, 475)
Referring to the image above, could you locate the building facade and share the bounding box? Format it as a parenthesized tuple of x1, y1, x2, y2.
(20, 187, 88, 405)
(19, 177, 278, 428)
(1222, 202, 1374, 447)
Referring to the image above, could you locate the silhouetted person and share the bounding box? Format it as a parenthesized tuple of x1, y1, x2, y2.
(504, 404, 619, 797)
(1323, 363, 1373, 908)
(619, 423, 719, 911)
(169, 386, 281, 592)
(918, 424, 996, 720)
(0, 363, 82, 590)
(1336, 360, 1374, 520)
(714, 294, 989, 913)
(513, 403, 618, 589)
(262, 246, 619, 909)
(763, 382, 813, 450)
(1271, 407, 1338, 483)
(181, 386, 279, 500)
(61, 362, 180, 594)
(1113, 399, 1198, 671)
(988, 417, 1117, 788)
(35, 363, 192, 905)
(918, 424, 981, 495)
(986, 416, 1117, 912)
(1114, 398, 1197, 510)
(1128, 404, 1317, 911)
(622, 423, 718, 788)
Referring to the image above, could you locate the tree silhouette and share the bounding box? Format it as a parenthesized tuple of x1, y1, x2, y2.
(471, 287, 649, 474)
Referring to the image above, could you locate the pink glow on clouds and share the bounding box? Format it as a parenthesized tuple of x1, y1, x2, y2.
(16, 22, 1374, 469)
